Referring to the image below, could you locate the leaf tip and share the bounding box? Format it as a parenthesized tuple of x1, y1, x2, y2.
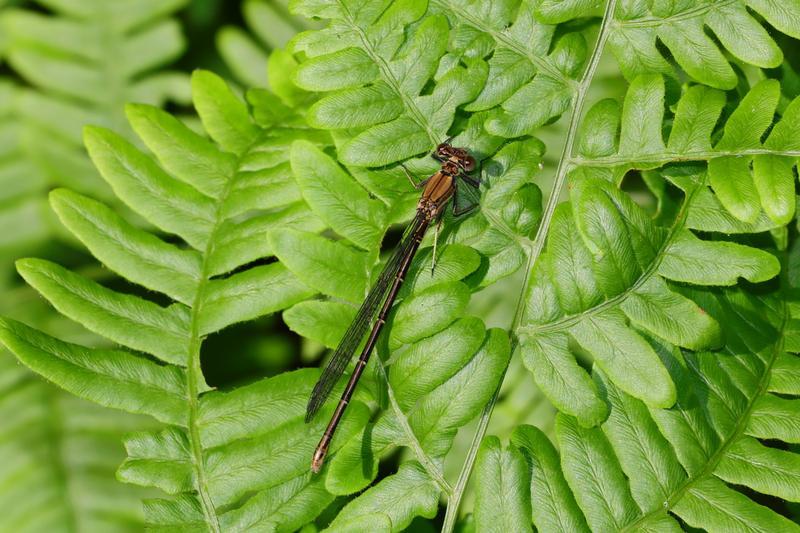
(48, 187, 79, 214)
(82, 124, 107, 146)
(190, 68, 222, 90)
(14, 257, 44, 279)
(82, 125, 121, 161)
(124, 102, 157, 123)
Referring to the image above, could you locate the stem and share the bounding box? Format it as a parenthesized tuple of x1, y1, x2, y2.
(440, 373, 505, 533)
(441, 1, 619, 529)
(571, 148, 800, 167)
(618, 0, 736, 27)
(183, 134, 266, 533)
(375, 357, 454, 495)
(518, 179, 701, 338)
(620, 294, 788, 531)
(186, 319, 219, 532)
(336, 0, 440, 147)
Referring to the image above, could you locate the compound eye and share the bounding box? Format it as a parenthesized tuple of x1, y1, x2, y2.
(463, 156, 476, 172)
(436, 143, 450, 158)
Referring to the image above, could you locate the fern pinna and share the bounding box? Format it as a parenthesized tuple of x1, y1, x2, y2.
(0, 72, 331, 530)
(0, 1, 192, 530)
(2, 0, 800, 531)
(0, 0, 190, 256)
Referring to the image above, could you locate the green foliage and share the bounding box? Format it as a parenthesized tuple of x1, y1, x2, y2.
(290, 0, 488, 166)
(218, 0, 317, 88)
(538, 0, 800, 90)
(431, 0, 586, 138)
(0, 0, 190, 195)
(0, 338, 156, 532)
(0, 71, 336, 530)
(3, 0, 800, 531)
(0, 0, 190, 278)
(0, 2, 196, 529)
(575, 75, 800, 226)
(496, 285, 800, 532)
(519, 171, 778, 423)
(0, 81, 53, 275)
(473, 436, 532, 532)
(0, 279, 158, 532)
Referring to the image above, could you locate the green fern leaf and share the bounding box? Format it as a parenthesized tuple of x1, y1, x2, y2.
(0, 71, 357, 530)
(529, 290, 797, 531)
(0, 0, 190, 197)
(0, 283, 158, 532)
(576, 74, 800, 226)
(327, 462, 440, 531)
(538, 0, 798, 90)
(289, 0, 487, 166)
(0, 350, 156, 532)
(218, 0, 317, 89)
(0, 82, 53, 267)
(511, 425, 589, 532)
(274, 124, 540, 529)
(5, 1, 800, 530)
(269, 228, 370, 302)
(473, 435, 533, 533)
(0, 0, 191, 280)
(432, 0, 586, 138)
(512, 284, 800, 532)
(290, 140, 387, 249)
(518, 171, 778, 422)
(0, 3, 201, 527)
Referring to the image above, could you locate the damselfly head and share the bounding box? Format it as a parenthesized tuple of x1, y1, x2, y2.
(435, 142, 475, 173)
(435, 142, 455, 159)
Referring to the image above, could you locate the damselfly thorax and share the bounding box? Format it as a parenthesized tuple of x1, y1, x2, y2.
(418, 170, 455, 218)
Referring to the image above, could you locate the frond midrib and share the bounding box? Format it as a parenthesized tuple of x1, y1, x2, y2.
(620, 295, 789, 531)
(377, 358, 453, 495)
(184, 129, 269, 532)
(518, 182, 697, 338)
(618, 0, 739, 28)
(443, 1, 620, 528)
(335, 0, 439, 146)
(571, 148, 800, 168)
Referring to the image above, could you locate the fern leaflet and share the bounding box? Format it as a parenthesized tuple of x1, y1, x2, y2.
(0, 72, 337, 530)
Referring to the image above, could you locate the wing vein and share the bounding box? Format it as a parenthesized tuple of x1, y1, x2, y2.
(305, 213, 425, 421)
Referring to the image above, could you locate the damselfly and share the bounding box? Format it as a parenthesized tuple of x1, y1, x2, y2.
(305, 141, 481, 473)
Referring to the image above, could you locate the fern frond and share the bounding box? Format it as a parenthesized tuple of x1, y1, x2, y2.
(0, 289, 157, 532)
(0, 72, 345, 530)
(0, 0, 191, 274)
(513, 73, 800, 426)
(575, 74, 800, 225)
(276, 144, 533, 526)
(431, 0, 586, 138)
(0, 357, 155, 532)
(280, 2, 800, 529)
(481, 284, 800, 532)
(517, 171, 778, 423)
(0, 81, 52, 274)
(2, 0, 189, 107)
(269, 124, 544, 528)
(538, 0, 799, 90)
(289, 0, 488, 166)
